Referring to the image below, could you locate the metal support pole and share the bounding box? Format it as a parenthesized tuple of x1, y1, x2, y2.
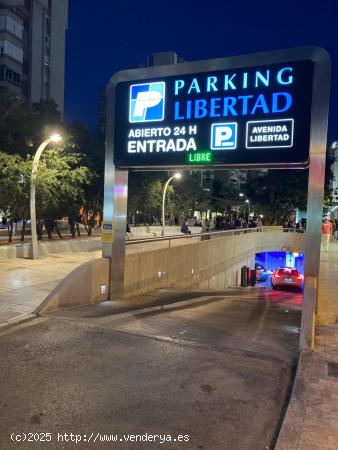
(110, 169, 128, 297)
(30, 138, 52, 259)
(299, 50, 331, 351)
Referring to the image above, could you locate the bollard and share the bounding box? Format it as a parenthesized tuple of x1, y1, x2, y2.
(241, 266, 248, 287)
(249, 269, 257, 286)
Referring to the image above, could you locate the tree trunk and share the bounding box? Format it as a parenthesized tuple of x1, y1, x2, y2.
(20, 219, 27, 241)
(54, 220, 63, 239)
(7, 220, 13, 243)
(84, 214, 95, 236)
(37, 219, 44, 240)
(68, 216, 76, 238)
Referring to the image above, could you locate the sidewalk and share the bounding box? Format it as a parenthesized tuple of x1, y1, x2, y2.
(0, 237, 201, 325)
(277, 245, 338, 450)
(0, 251, 101, 325)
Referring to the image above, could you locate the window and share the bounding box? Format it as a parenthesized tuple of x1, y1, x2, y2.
(0, 40, 23, 63)
(0, 16, 6, 31)
(0, 65, 21, 86)
(0, 16, 23, 39)
(6, 17, 23, 39)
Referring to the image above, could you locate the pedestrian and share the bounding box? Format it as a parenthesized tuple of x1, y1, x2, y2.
(257, 217, 263, 232)
(321, 216, 332, 252)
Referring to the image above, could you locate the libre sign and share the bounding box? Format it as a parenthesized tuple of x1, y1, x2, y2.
(109, 48, 321, 170)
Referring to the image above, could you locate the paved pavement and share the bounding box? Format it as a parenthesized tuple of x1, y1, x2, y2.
(1, 241, 338, 449)
(0, 289, 301, 450)
(275, 245, 338, 450)
(0, 239, 198, 326)
(0, 251, 101, 324)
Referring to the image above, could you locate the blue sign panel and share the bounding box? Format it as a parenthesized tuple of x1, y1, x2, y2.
(110, 51, 317, 169)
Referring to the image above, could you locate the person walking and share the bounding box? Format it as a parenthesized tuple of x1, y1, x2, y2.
(322, 216, 332, 252)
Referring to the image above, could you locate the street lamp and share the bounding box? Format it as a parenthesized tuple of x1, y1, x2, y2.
(162, 173, 182, 236)
(30, 133, 62, 259)
(239, 192, 244, 197)
(245, 199, 251, 215)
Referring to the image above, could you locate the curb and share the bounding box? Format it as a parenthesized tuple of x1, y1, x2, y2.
(43, 294, 223, 322)
(0, 313, 38, 333)
(274, 350, 313, 450)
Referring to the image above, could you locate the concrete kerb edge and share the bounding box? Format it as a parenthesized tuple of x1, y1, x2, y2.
(0, 313, 38, 333)
(274, 350, 313, 450)
(45, 295, 222, 322)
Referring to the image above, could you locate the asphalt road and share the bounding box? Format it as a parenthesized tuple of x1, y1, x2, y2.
(0, 288, 302, 450)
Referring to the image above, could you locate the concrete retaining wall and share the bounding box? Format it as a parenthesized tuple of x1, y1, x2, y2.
(36, 258, 110, 314)
(37, 231, 305, 314)
(124, 230, 305, 296)
(0, 238, 102, 259)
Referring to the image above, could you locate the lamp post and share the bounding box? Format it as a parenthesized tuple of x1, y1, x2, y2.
(30, 133, 62, 259)
(161, 173, 181, 236)
(245, 199, 251, 216)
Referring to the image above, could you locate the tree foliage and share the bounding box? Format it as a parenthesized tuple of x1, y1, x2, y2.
(0, 89, 102, 241)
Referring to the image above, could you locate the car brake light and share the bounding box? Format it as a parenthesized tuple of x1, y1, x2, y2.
(296, 274, 302, 280)
(274, 273, 281, 278)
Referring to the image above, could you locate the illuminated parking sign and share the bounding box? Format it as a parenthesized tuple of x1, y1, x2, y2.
(129, 82, 165, 123)
(107, 47, 328, 169)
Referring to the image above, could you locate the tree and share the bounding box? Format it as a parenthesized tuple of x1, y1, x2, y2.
(34, 147, 95, 239)
(0, 90, 103, 240)
(242, 170, 308, 224)
(173, 173, 209, 219)
(0, 89, 62, 157)
(128, 172, 164, 224)
(0, 152, 31, 241)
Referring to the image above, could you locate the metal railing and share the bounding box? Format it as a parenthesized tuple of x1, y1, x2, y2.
(126, 227, 266, 248)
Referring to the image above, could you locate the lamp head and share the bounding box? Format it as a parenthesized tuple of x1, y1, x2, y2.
(49, 133, 62, 143)
(245, 199, 250, 203)
(239, 192, 244, 197)
(174, 173, 182, 180)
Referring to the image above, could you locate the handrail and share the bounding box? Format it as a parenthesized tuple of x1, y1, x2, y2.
(126, 227, 262, 246)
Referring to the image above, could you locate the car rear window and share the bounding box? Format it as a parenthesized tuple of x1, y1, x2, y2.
(277, 268, 299, 275)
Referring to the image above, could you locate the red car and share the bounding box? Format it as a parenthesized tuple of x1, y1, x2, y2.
(271, 267, 303, 292)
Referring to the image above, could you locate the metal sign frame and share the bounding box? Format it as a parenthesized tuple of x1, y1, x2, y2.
(103, 46, 330, 351)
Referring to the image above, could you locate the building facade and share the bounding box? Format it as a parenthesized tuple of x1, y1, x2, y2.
(0, 0, 68, 113)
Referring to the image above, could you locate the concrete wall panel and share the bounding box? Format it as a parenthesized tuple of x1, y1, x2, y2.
(37, 231, 306, 314)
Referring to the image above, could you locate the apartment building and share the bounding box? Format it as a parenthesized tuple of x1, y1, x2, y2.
(0, 0, 68, 113)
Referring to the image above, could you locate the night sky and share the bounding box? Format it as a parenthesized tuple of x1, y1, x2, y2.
(64, 0, 338, 141)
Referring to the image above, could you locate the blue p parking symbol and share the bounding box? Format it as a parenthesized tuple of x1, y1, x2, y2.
(129, 82, 165, 123)
(211, 123, 238, 150)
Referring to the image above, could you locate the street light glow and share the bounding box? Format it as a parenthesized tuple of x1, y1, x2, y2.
(239, 192, 244, 197)
(174, 173, 182, 179)
(245, 199, 250, 203)
(49, 133, 62, 142)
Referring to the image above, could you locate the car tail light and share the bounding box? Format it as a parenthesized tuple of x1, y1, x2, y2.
(296, 274, 302, 280)
(274, 273, 281, 278)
